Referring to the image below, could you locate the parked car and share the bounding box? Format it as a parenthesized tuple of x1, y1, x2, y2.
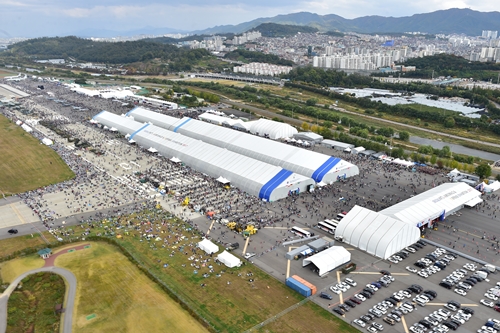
(320, 292, 333, 300)
(8, 228, 18, 235)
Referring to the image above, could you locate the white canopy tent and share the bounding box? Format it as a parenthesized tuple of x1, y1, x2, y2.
(485, 181, 500, 193)
(197, 238, 219, 255)
(392, 158, 414, 168)
(335, 205, 421, 259)
(464, 196, 483, 207)
(170, 157, 181, 163)
(217, 250, 241, 268)
(147, 147, 158, 153)
(216, 176, 230, 184)
(302, 246, 351, 276)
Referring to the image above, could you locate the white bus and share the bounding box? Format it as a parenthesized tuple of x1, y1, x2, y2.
(291, 226, 312, 238)
(336, 213, 346, 221)
(317, 221, 336, 234)
(323, 219, 340, 228)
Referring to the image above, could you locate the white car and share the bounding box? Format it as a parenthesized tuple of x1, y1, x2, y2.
(353, 319, 366, 328)
(244, 252, 256, 259)
(406, 266, 418, 273)
(340, 282, 351, 290)
(454, 289, 467, 296)
(336, 283, 347, 292)
(418, 271, 429, 278)
(345, 278, 357, 287)
(354, 293, 366, 301)
(330, 285, 341, 294)
(485, 293, 499, 301)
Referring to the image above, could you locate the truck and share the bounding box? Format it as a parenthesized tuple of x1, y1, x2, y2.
(225, 242, 239, 251)
(484, 264, 496, 273)
(286, 277, 312, 297)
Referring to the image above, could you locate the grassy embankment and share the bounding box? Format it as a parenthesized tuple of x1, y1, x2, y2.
(0, 114, 74, 195)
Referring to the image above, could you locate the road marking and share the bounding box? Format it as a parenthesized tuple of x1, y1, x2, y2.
(336, 271, 343, 304)
(426, 302, 478, 306)
(401, 313, 409, 333)
(206, 220, 215, 236)
(10, 203, 26, 224)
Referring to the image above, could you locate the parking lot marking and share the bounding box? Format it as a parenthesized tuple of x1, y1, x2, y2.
(206, 220, 215, 236)
(426, 302, 478, 306)
(349, 272, 382, 275)
(401, 314, 409, 333)
(336, 271, 343, 304)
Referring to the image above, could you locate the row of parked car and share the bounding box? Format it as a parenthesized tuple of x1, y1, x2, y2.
(388, 240, 427, 264)
(478, 318, 500, 333)
(410, 301, 475, 333)
(481, 283, 500, 311)
(439, 264, 487, 293)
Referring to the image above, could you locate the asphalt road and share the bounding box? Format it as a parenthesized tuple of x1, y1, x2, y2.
(0, 266, 77, 333)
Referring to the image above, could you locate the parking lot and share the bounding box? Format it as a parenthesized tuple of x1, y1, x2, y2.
(257, 236, 500, 333)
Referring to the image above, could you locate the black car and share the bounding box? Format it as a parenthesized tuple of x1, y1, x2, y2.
(443, 321, 459, 330)
(465, 277, 478, 284)
(423, 293, 435, 300)
(450, 319, 462, 327)
(380, 270, 391, 275)
(419, 320, 433, 329)
(424, 290, 438, 298)
(320, 292, 333, 300)
(385, 298, 397, 306)
(339, 304, 350, 312)
(413, 243, 423, 249)
(344, 300, 357, 308)
(363, 288, 375, 295)
(411, 284, 423, 292)
(408, 286, 420, 293)
(462, 307, 475, 315)
(417, 240, 426, 246)
(350, 297, 362, 305)
(414, 261, 426, 268)
(360, 291, 372, 299)
(448, 300, 461, 308)
(333, 307, 344, 315)
(8, 228, 18, 235)
(440, 281, 452, 289)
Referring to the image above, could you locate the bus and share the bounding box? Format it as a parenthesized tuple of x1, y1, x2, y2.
(317, 221, 336, 234)
(291, 226, 312, 238)
(336, 213, 346, 221)
(323, 219, 340, 228)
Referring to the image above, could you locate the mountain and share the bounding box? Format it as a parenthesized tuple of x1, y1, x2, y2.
(193, 8, 500, 36)
(249, 23, 318, 37)
(69, 26, 188, 38)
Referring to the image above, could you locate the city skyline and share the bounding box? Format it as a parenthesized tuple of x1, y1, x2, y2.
(0, 0, 499, 38)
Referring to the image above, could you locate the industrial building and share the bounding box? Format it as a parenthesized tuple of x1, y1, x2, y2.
(125, 107, 359, 184)
(93, 111, 314, 201)
(335, 205, 420, 260)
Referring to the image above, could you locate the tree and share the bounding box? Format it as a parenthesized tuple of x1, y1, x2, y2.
(306, 98, 318, 106)
(323, 121, 333, 129)
(301, 122, 310, 131)
(475, 163, 492, 179)
(398, 131, 410, 141)
(430, 155, 437, 165)
(444, 116, 455, 128)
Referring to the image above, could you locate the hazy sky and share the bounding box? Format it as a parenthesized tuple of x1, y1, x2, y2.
(1, 0, 499, 37)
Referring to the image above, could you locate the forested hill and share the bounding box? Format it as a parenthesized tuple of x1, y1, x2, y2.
(248, 23, 318, 37)
(6, 36, 211, 65)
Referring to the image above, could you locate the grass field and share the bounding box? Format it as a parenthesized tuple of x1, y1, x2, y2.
(52, 211, 358, 333)
(0, 70, 13, 78)
(0, 255, 44, 283)
(54, 242, 209, 333)
(0, 114, 75, 195)
(0, 232, 51, 257)
(7, 272, 66, 333)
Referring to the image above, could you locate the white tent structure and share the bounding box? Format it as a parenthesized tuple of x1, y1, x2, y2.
(485, 181, 500, 193)
(247, 118, 297, 140)
(217, 250, 241, 268)
(380, 182, 482, 228)
(302, 246, 351, 276)
(197, 238, 219, 255)
(125, 107, 359, 184)
(392, 158, 414, 168)
(335, 205, 421, 259)
(93, 111, 314, 201)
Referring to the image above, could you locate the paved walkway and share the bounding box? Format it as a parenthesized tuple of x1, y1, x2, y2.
(0, 267, 77, 333)
(0, 243, 89, 333)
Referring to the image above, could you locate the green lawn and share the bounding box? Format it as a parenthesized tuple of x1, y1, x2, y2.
(0, 114, 74, 195)
(53, 210, 359, 333)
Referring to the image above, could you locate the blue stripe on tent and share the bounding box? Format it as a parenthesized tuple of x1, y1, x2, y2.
(173, 118, 192, 132)
(259, 169, 293, 201)
(311, 157, 341, 182)
(92, 110, 106, 120)
(125, 106, 140, 117)
(129, 123, 150, 139)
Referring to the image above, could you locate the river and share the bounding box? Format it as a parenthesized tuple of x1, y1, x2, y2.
(409, 136, 500, 162)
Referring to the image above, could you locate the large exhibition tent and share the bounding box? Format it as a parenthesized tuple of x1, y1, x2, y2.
(302, 246, 351, 276)
(197, 238, 219, 255)
(125, 107, 359, 184)
(217, 250, 241, 268)
(380, 182, 482, 228)
(247, 118, 298, 139)
(335, 205, 421, 259)
(93, 111, 314, 201)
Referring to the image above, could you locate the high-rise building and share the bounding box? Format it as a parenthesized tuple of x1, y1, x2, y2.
(482, 30, 498, 39)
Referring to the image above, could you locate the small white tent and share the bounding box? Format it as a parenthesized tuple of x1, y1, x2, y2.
(197, 238, 219, 255)
(217, 250, 241, 268)
(302, 246, 351, 276)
